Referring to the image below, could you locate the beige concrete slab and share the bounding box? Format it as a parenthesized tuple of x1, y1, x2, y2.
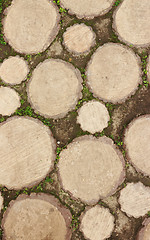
(137, 218, 150, 240)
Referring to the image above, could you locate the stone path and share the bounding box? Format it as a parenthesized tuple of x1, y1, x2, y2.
(0, 0, 150, 239)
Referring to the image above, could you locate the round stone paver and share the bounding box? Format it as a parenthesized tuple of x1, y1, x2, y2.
(27, 59, 82, 119)
(113, 0, 150, 47)
(0, 87, 20, 116)
(59, 0, 115, 19)
(86, 43, 141, 103)
(63, 24, 96, 55)
(137, 218, 150, 240)
(2, 193, 72, 240)
(0, 56, 29, 85)
(58, 136, 125, 204)
(77, 100, 110, 134)
(3, 0, 60, 54)
(0, 117, 56, 189)
(124, 115, 150, 176)
(80, 206, 115, 240)
(119, 182, 150, 218)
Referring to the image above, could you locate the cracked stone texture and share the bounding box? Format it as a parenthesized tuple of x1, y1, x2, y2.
(0, 192, 3, 213)
(58, 136, 125, 204)
(0, 56, 29, 85)
(86, 43, 141, 103)
(0, 87, 20, 116)
(2, 193, 72, 240)
(113, 0, 150, 47)
(0, 117, 56, 189)
(63, 24, 96, 55)
(80, 205, 115, 240)
(3, 0, 60, 54)
(27, 59, 82, 119)
(77, 100, 110, 134)
(137, 218, 150, 240)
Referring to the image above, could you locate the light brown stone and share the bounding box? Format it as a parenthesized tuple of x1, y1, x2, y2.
(137, 218, 150, 240)
(0, 117, 56, 189)
(3, 0, 60, 54)
(86, 43, 141, 103)
(58, 136, 125, 204)
(27, 59, 82, 119)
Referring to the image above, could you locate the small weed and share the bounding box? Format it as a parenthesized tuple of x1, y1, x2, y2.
(114, 0, 122, 6)
(100, 130, 105, 137)
(71, 215, 79, 231)
(122, 150, 126, 157)
(20, 99, 25, 105)
(36, 183, 43, 191)
(0, 117, 5, 123)
(141, 55, 149, 87)
(147, 211, 150, 217)
(22, 188, 28, 195)
(53, 0, 66, 13)
(106, 103, 114, 111)
(44, 176, 54, 183)
(116, 141, 123, 146)
(25, 54, 32, 62)
(15, 106, 35, 117)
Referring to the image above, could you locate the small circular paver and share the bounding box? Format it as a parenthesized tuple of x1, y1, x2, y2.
(0, 192, 3, 212)
(77, 100, 110, 134)
(58, 136, 125, 204)
(86, 43, 141, 103)
(59, 0, 115, 19)
(113, 0, 150, 47)
(137, 218, 150, 240)
(63, 24, 96, 55)
(27, 59, 82, 119)
(2, 193, 72, 240)
(80, 205, 115, 240)
(0, 87, 20, 116)
(0, 56, 29, 85)
(0, 116, 56, 189)
(119, 182, 150, 218)
(124, 115, 150, 176)
(3, 0, 60, 54)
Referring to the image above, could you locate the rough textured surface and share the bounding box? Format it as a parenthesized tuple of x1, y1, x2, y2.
(2, 193, 72, 240)
(77, 100, 110, 134)
(3, 0, 60, 54)
(0, 117, 56, 189)
(80, 205, 115, 240)
(137, 218, 150, 240)
(0, 87, 20, 116)
(27, 59, 82, 119)
(0, 56, 29, 85)
(113, 0, 150, 47)
(58, 136, 125, 204)
(0, 192, 3, 212)
(86, 43, 141, 103)
(63, 24, 96, 55)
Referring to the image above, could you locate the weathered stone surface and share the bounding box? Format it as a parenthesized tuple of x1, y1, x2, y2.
(137, 218, 150, 240)
(0, 117, 56, 189)
(0, 87, 20, 116)
(80, 205, 115, 240)
(3, 0, 60, 54)
(63, 24, 96, 55)
(77, 100, 110, 134)
(113, 0, 150, 47)
(27, 59, 82, 119)
(0, 192, 3, 212)
(0, 56, 29, 85)
(2, 193, 72, 240)
(86, 43, 141, 103)
(58, 136, 125, 204)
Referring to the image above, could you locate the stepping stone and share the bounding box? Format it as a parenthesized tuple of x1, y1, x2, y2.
(59, 0, 115, 19)
(86, 43, 141, 103)
(80, 205, 114, 240)
(124, 115, 150, 176)
(113, 0, 150, 47)
(0, 117, 56, 189)
(3, 0, 60, 54)
(0, 56, 29, 85)
(0, 192, 3, 212)
(58, 136, 125, 204)
(0, 87, 20, 116)
(27, 59, 82, 119)
(119, 182, 150, 218)
(2, 193, 72, 240)
(137, 218, 150, 240)
(63, 24, 96, 55)
(77, 100, 110, 134)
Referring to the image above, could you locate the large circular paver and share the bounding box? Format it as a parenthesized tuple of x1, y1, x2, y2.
(27, 59, 82, 119)
(86, 43, 141, 103)
(0, 87, 20, 116)
(0, 117, 56, 189)
(137, 219, 150, 240)
(0, 56, 29, 85)
(58, 136, 125, 204)
(3, 0, 60, 54)
(113, 0, 150, 47)
(77, 100, 110, 134)
(80, 206, 114, 240)
(2, 194, 72, 240)
(59, 0, 115, 19)
(124, 115, 150, 176)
